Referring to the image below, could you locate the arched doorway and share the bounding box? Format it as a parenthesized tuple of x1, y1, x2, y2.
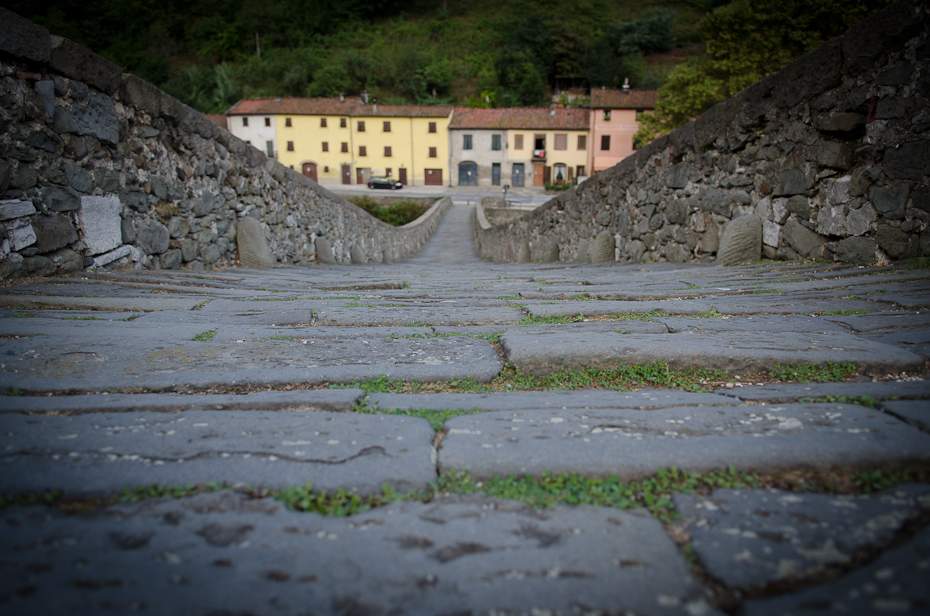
(458, 161, 477, 186)
(301, 162, 318, 182)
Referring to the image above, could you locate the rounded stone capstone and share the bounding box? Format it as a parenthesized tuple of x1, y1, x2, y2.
(236, 216, 274, 269)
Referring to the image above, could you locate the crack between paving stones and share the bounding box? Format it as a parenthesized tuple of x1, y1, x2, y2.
(4, 445, 393, 465)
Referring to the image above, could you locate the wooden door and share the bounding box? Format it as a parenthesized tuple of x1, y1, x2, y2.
(512, 163, 524, 187)
(399, 168, 407, 185)
(458, 162, 478, 186)
(341, 164, 351, 185)
(356, 168, 364, 185)
(424, 169, 442, 186)
(302, 162, 317, 182)
(533, 163, 545, 187)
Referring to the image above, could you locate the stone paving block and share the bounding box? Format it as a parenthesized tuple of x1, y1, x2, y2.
(439, 404, 930, 480)
(672, 485, 930, 588)
(880, 399, 930, 431)
(314, 305, 525, 326)
(658, 314, 846, 334)
(526, 300, 716, 318)
(0, 335, 503, 392)
(501, 330, 925, 376)
(741, 524, 930, 615)
(0, 410, 435, 496)
(715, 381, 930, 401)
(369, 388, 742, 412)
(0, 389, 364, 414)
(196, 298, 317, 316)
(823, 311, 930, 332)
(0, 295, 204, 312)
(0, 317, 215, 342)
(0, 491, 720, 616)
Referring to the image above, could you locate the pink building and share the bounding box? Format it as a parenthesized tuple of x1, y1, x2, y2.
(589, 87, 658, 174)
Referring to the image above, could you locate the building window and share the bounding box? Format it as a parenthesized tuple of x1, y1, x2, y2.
(514, 134, 524, 150)
(386, 168, 392, 176)
(600, 135, 610, 151)
(359, 145, 367, 156)
(242, 117, 248, 126)
(604, 110, 611, 120)
(322, 142, 329, 152)
(285, 117, 292, 127)
(341, 142, 348, 153)
(554, 133, 567, 150)
(384, 146, 392, 157)
(320, 118, 326, 127)
(265, 117, 271, 127)
(429, 122, 436, 133)
(383, 121, 391, 132)
(576, 165, 586, 177)
(266, 141, 274, 157)
(324, 166, 329, 173)
(577, 135, 587, 150)
(463, 134, 472, 150)
(340, 118, 347, 128)
(358, 121, 365, 132)
(286, 141, 294, 151)
(491, 134, 501, 150)
(553, 163, 567, 182)
(429, 147, 437, 158)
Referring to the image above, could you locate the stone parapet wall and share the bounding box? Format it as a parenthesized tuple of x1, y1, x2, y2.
(0, 8, 448, 280)
(476, 0, 930, 265)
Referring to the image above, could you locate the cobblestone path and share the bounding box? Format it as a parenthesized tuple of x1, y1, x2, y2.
(1, 203, 929, 615)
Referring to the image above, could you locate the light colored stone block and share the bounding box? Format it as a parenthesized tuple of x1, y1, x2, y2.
(78, 195, 122, 255)
(0, 199, 36, 220)
(11, 220, 36, 250)
(762, 219, 781, 247)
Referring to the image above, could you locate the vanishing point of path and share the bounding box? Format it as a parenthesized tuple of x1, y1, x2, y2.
(1, 202, 929, 615)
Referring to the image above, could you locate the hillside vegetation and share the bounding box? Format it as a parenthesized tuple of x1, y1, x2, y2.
(12, 0, 894, 145)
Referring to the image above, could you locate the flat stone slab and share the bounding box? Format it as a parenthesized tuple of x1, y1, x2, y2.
(439, 403, 930, 480)
(881, 399, 930, 431)
(500, 330, 925, 376)
(369, 388, 742, 412)
(715, 381, 930, 401)
(672, 485, 930, 588)
(0, 335, 503, 392)
(658, 314, 846, 334)
(0, 389, 364, 414)
(741, 524, 930, 615)
(524, 298, 895, 318)
(0, 491, 719, 616)
(0, 295, 204, 312)
(823, 311, 930, 332)
(0, 410, 435, 496)
(314, 305, 525, 326)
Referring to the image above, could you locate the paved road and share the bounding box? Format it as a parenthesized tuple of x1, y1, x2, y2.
(1, 203, 929, 614)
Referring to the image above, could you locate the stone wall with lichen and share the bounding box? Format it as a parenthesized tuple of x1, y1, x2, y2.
(0, 8, 448, 280)
(476, 0, 930, 266)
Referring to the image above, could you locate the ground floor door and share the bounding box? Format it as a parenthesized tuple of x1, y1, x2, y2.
(458, 162, 478, 186)
(512, 163, 525, 187)
(491, 163, 501, 186)
(533, 163, 545, 187)
(341, 164, 351, 185)
(357, 168, 371, 185)
(424, 169, 442, 186)
(399, 168, 407, 185)
(302, 162, 317, 183)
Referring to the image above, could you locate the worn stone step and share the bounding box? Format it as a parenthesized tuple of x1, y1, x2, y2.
(438, 403, 930, 480)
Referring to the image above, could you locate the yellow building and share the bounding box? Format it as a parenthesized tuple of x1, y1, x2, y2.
(227, 97, 452, 187)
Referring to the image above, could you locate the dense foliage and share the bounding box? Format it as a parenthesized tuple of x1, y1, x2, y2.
(11, 0, 695, 112)
(634, 0, 895, 145)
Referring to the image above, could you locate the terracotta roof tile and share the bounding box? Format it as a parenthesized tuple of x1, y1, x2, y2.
(449, 107, 589, 130)
(353, 104, 453, 118)
(226, 98, 452, 118)
(205, 114, 227, 129)
(590, 88, 659, 110)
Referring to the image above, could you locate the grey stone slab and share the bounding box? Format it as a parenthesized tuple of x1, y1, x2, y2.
(715, 381, 930, 401)
(0, 389, 363, 414)
(659, 314, 846, 334)
(0, 295, 204, 312)
(0, 318, 215, 341)
(314, 305, 525, 326)
(0, 410, 435, 496)
(526, 300, 716, 318)
(0, 335, 503, 392)
(881, 399, 930, 431)
(369, 388, 741, 413)
(672, 485, 930, 589)
(823, 311, 930, 332)
(196, 298, 318, 315)
(211, 325, 437, 341)
(742, 524, 930, 615)
(439, 403, 930, 480)
(0, 491, 720, 616)
(501, 330, 925, 376)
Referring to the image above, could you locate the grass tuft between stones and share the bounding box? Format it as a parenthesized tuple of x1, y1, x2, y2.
(4, 467, 928, 525)
(193, 330, 216, 342)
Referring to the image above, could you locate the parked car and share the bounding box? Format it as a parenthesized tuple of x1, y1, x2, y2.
(367, 176, 403, 190)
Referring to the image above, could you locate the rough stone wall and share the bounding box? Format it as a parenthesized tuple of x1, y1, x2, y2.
(476, 0, 930, 265)
(0, 9, 448, 280)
